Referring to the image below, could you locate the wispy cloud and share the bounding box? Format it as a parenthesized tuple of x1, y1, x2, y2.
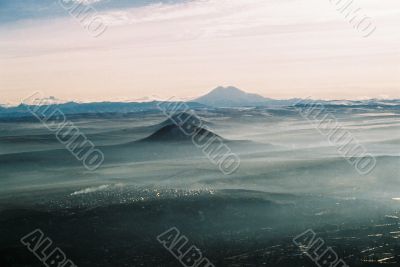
(73, 0, 104, 5)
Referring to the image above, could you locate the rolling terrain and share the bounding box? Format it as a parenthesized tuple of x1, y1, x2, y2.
(0, 94, 399, 266)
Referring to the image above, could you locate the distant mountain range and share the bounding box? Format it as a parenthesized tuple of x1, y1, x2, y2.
(0, 101, 206, 119)
(1, 86, 399, 118)
(193, 86, 400, 107)
(193, 86, 301, 107)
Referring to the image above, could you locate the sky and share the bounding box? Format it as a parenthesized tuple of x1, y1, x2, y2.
(0, 0, 399, 105)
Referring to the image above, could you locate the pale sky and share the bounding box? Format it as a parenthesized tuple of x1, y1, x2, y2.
(0, 0, 399, 105)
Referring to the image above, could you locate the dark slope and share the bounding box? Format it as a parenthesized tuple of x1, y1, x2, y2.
(140, 112, 218, 142)
(141, 124, 221, 142)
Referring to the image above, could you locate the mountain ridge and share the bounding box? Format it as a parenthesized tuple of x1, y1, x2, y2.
(1, 87, 399, 119)
(193, 86, 270, 107)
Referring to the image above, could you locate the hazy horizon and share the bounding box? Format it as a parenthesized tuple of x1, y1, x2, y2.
(2, 85, 400, 108)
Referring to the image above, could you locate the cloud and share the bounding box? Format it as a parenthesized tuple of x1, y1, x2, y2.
(94, 0, 381, 39)
(72, 0, 103, 5)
